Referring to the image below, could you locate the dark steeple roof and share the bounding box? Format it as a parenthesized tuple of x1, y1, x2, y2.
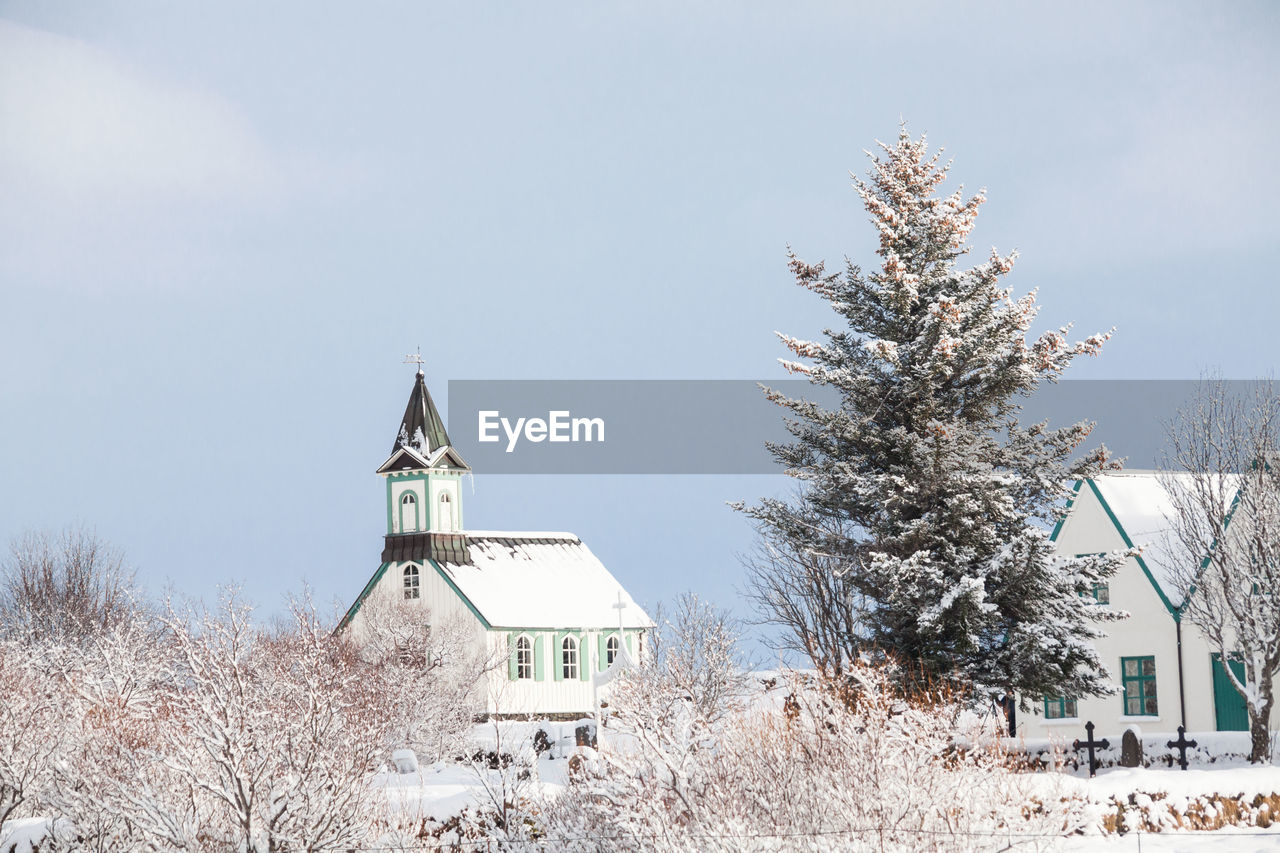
(393, 370, 453, 457)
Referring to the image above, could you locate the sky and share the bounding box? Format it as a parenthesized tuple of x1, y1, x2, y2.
(1, 2, 1278, 654)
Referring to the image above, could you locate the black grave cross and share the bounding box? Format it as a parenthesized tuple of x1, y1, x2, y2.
(1166, 726, 1198, 771)
(1072, 721, 1110, 778)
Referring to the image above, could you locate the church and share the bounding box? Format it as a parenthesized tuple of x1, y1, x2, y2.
(337, 369, 652, 717)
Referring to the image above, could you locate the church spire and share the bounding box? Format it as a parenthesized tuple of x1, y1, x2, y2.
(393, 369, 452, 457)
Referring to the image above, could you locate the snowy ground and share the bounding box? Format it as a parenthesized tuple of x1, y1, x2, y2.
(10, 721, 1280, 851)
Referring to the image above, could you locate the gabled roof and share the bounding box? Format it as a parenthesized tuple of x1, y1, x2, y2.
(376, 444, 470, 475)
(439, 532, 653, 630)
(338, 531, 654, 633)
(1084, 471, 1238, 612)
(394, 370, 454, 458)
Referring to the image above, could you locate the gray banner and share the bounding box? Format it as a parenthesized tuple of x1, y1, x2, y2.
(445, 380, 1269, 475)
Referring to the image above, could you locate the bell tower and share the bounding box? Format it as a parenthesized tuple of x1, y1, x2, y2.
(375, 367, 471, 564)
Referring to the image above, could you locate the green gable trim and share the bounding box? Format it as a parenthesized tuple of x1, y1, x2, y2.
(1049, 479, 1084, 543)
(335, 561, 392, 633)
(334, 556, 493, 634)
(1086, 479, 1180, 619)
(1180, 487, 1244, 615)
(426, 558, 491, 630)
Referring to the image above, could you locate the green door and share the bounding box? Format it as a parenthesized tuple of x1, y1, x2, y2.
(1211, 653, 1249, 731)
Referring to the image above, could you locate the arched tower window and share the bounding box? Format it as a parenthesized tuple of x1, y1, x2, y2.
(400, 492, 419, 533)
(606, 634, 621, 665)
(438, 491, 454, 532)
(561, 636, 578, 680)
(516, 636, 533, 680)
(403, 564, 420, 600)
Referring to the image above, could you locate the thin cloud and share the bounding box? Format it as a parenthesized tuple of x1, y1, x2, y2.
(0, 19, 278, 203)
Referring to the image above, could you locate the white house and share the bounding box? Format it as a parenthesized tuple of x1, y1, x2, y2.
(1022, 470, 1267, 740)
(338, 369, 653, 718)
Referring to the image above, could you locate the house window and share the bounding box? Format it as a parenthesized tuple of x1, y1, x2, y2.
(1079, 582, 1110, 605)
(562, 636, 578, 680)
(606, 634, 620, 665)
(403, 564, 420, 600)
(515, 636, 533, 680)
(1122, 656, 1158, 716)
(1044, 696, 1078, 719)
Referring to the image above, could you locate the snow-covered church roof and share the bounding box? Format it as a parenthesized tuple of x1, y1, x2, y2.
(1085, 471, 1238, 609)
(437, 531, 653, 630)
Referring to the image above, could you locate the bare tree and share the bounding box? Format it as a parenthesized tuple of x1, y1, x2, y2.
(348, 593, 498, 763)
(0, 642, 64, 829)
(742, 509, 868, 681)
(1162, 378, 1280, 763)
(0, 527, 142, 643)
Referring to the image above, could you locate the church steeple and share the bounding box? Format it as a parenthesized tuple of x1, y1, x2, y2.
(376, 369, 469, 550)
(393, 369, 453, 457)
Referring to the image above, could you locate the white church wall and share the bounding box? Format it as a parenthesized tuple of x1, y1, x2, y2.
(485, 629, 641, 717)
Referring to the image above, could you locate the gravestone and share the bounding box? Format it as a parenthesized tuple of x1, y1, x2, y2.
(391, 748, 419, 774)
(575, 722, 597, 749)
(1119, 727, 1143, 768)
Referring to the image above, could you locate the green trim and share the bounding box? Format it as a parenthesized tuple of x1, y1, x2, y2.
(508, 632, 520, 681)
(1087, 479, 1180, 618)
(534, 633, 545, 681)
(553, 631, 567, 681)
(335, 562, 392, 633)
(1049, 479, 1084, 542)
(426, 559, 492, 630)
(398, 490, 421, 534)
(1180, 487, 1244, 614)
(1043, 696, 1078, 719)
(385, 478, 394, 534)
(579, 631, 590, 682)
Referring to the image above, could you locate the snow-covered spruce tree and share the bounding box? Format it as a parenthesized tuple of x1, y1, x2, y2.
(736, 128, 1123, 704)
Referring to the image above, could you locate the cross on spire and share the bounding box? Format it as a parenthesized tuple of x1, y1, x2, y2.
(403, 347, 425, 375)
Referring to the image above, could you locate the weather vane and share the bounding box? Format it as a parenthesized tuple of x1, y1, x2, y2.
(403, 347, 425, 370)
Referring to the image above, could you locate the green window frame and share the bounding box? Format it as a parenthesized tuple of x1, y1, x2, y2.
(1077, 582, 1109, 605)
(1043, 696, 1078, 719)
(1121, 656, 1158, 716)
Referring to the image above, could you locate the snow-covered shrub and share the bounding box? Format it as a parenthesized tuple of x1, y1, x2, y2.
(0, 642, 64, 830)
(541, 663, 1086, 851)
(352, 593, 498, 764)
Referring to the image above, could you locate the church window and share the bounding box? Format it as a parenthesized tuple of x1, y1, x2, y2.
(1043, 696, 1078, 719)
(516, 636, 533, 680)
(403, 564, 420, 600)
(438, 491, 454, 531)
(561, 636, 578, 680)
(399, 492, 420, 533)
(606, 634, 620, 665)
